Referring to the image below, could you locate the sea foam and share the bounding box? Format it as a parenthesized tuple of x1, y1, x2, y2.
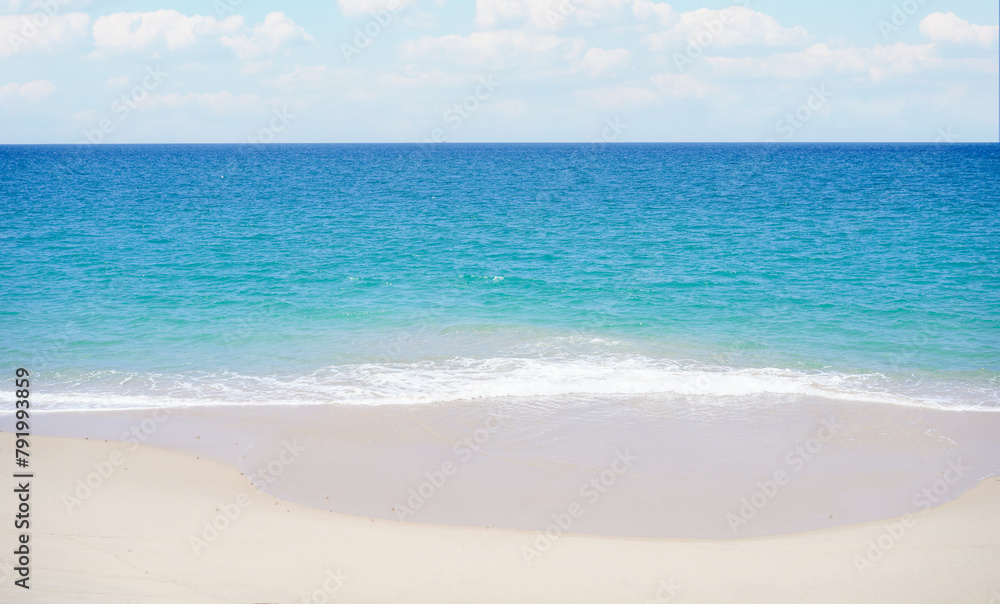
(28, 355, 999, 412)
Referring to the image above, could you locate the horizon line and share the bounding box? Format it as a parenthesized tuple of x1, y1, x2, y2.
(2, 141, 998, 146)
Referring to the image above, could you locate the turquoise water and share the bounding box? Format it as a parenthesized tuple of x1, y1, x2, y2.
(1, 143, 998, 410)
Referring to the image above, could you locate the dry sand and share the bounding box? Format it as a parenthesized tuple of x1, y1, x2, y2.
(1, 432, 999, 603)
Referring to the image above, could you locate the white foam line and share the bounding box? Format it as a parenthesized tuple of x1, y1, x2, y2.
(20, 356, 1000, 413)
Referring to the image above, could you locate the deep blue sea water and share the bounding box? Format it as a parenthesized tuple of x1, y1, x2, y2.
(1, 143, 998, 411)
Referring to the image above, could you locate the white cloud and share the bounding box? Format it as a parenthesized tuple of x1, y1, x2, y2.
(0, 79, 55, 102)
(702, 41, 955, 83)
(19, 79, 55, 100)
(92, 10, 243, 54)
(476, 0, 635, 31)
(402, 30, 585, 71)
(867, 42, 940, 82)
(107, 75, 130, 88)
(920, 12, 998, 48)
(338, 0, 415, 18)
(90, 10, 312, 62)
(631, 0, 676, 28)
(475, 0, 524, 28)
(705, 43, 868, 80)
(642, 6, 811, 52)
(404, 10, 437, 29)
(578, 47, 631, 77)
(0, 12, 89, 56)
(220, 12, 313, 60)
(706, 40, 988, 84)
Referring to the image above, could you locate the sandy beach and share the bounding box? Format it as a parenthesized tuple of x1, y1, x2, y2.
(3, 0, 1000, 599)
(2, 429, 999, 604)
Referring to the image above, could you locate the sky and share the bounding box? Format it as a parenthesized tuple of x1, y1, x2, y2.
(1, 0, 997, 143)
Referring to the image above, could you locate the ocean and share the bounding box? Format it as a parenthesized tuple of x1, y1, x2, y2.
(2, 143, 997, 413)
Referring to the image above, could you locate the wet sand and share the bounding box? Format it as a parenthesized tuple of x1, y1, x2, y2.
(26, 396, 1000, 538)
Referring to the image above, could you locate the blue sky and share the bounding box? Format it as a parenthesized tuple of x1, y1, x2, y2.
(1, 0, 997, 143)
